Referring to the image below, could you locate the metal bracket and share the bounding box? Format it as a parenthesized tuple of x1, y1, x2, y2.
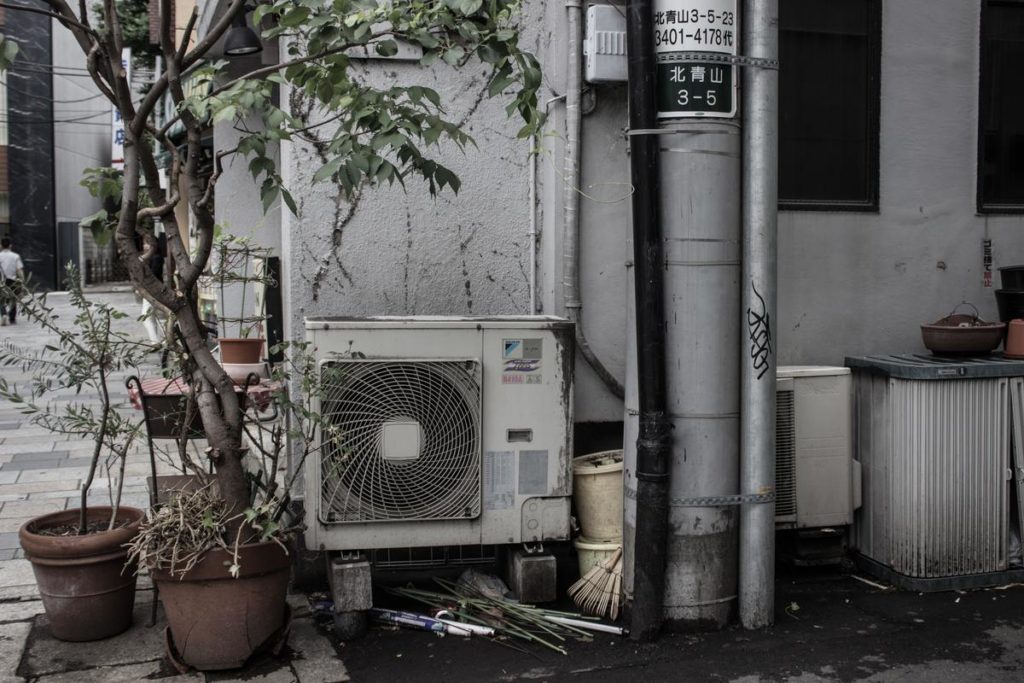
(657, 52, 779, 70)
(625, 487, 775, 507)
(626, 127, 741, 137)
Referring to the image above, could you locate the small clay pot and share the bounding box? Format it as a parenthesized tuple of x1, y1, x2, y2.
(219, 338, 265, 364)
(1006, 319, 1024, 358)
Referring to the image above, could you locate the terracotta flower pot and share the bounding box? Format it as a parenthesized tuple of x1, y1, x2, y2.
(19, 506, 144, 641)
(1006, 319, 1024, 358)
(219, 338, 265, 364)
(153, 540, 290, 671)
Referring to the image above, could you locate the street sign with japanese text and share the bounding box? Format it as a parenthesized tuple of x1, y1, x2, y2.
(654, 0, 738, 118)
(111, 47, 131, 170)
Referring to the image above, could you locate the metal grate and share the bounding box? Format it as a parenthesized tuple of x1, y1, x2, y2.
(369, 545, 498, 571)
(775, 388, 797, 519)
(320, 360, 482, 523)
(854, 375, 1009, 577)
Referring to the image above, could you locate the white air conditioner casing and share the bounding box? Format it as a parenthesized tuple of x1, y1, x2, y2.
(775, 366, 858, 529)
(304, 316, 574, 551)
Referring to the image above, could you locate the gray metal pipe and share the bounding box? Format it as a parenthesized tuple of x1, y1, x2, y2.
(563, 0, 625, 399)
(739, 0, 779, 629)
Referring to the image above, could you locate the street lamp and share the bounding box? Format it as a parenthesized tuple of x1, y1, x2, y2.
(224, 8, 262, 57)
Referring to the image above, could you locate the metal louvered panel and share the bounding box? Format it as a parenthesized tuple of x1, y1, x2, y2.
(855, 375, 1008, 577)
(775, 388, 797, 520)
(320, 360, 482, 523)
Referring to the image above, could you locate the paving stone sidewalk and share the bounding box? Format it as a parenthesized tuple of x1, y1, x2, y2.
(0, 292, 350, 682)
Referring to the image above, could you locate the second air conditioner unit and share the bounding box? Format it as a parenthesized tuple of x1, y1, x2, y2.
(775, 366, 859, 529)
(304, 317, 574, 553)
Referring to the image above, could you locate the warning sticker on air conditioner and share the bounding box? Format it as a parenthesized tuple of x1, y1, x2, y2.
(502, 338, 543, 385)
(483, 451, 515, 510)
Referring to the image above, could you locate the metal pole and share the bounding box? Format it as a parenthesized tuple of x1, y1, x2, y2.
(739, 0, 778, 629)
(624, 0, 671, 643)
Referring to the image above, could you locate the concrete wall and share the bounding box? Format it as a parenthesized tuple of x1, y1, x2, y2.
(51, 18, 110, 280)
(776, 1, 1024, 364)
(214, 0, 1024, 424)
(51, 24, 109, 226)
(277, 2, 553, 335)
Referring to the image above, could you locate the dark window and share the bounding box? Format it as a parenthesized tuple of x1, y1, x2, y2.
(779, 0, 881, 210)
(979, 1, 1024, 212)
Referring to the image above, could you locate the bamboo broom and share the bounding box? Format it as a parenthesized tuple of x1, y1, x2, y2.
(568, 545, 623, 620)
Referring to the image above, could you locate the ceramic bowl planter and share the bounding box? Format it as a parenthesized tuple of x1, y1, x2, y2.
(18, 506, 144, 641)
(154, 540, 291, 671)
(219, 338, 265, 364)
(921, 304, 1005, 355)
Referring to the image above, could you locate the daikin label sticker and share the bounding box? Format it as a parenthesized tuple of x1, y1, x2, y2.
(654, 0, 738, 119)
(502, 338, 543, 385)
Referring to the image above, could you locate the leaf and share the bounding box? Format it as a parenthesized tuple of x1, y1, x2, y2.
(213, 104, 238, 123)
(0, 35, 18, 71)
(261, 183, 280, 213)
(488, 73, 516, 97)
(313, 159, 341, 183)
(281, 188, 299, 215)
(375, 40, 399, 57)
(443, 46, 465, 66)
(280, 6, 311, 28)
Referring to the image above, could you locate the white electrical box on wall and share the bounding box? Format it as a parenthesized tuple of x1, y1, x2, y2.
(584, 5, 628, 84)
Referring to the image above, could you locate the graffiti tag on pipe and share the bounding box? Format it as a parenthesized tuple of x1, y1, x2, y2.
(747, 284, 773, 380)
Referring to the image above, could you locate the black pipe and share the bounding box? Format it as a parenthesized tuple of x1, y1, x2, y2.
(625, 0, 671, 642)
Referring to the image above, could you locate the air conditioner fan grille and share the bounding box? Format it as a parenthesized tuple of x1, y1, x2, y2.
(319, 360, 481, 523)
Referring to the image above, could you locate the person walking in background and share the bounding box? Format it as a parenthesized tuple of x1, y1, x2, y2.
(0, 238, 25, 326)
(140, 235, 166, 343)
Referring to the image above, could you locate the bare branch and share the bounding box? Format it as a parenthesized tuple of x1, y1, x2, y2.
(2, 1, 96, 36)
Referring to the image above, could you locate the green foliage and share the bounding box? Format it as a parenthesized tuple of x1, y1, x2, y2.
(178, 0, 543, 210)
(92, 0, 163, 67)
(78, 167, 125, 246)
(0, 34, 19, 72)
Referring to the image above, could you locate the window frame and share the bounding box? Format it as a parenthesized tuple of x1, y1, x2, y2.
(778, 0, 882, 212)
(977, 0, 1024, 214)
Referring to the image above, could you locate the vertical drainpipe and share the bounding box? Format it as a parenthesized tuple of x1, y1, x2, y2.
(563, 0, 625, 399)
(623, 0, 671, 642)
(739, 0, 779, 629)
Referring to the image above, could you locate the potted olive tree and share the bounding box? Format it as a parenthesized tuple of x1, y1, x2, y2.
(1, 0, 541, 669)
(0, 269, 149, 641)
(126, 341, 342, 670)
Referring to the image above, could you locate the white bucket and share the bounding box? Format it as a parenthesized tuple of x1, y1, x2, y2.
(574, 537, 621, 577)
(572, 449, 624, 541)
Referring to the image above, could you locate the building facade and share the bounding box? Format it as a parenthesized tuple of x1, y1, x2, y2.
(203, 0, 1024, 432)
(0, 0, 111, 290)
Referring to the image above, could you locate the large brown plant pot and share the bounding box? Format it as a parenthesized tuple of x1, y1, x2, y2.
(18, 506, 144, 641)
(153, 540, 290, 671)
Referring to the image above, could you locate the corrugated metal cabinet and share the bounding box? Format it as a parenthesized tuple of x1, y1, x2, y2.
(848, 355, 1024, 589)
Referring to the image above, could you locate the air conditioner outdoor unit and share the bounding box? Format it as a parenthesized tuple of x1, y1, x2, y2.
(304, 316, 574, 553)
(775, 366, 859, 530)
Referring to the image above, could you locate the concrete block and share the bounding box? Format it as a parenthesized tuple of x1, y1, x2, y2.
(328, 558, 373, 612)
(506, 549, 557, 604)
